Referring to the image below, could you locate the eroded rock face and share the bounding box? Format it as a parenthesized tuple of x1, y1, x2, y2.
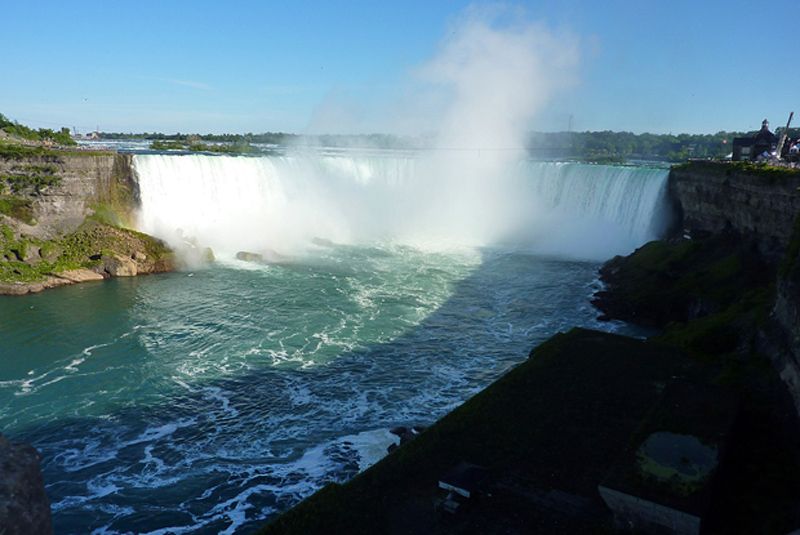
(669, 163, 800, 260)
(101, 254, 138, 277)
(769, 250, 800, 415)
(0, 435, 52, 535)
(0, 153, 125, 239)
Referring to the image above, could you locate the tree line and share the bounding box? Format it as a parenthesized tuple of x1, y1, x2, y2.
(0, 114, 76, 146)
(99, 128, 800, 162)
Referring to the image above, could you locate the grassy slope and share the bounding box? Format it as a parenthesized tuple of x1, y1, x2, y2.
(262, 329, 710, 534)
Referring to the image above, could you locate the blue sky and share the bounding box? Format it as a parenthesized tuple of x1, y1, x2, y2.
(1, 1, 795, 135)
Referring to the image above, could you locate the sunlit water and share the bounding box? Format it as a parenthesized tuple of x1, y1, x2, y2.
(1, 245, 638, 534)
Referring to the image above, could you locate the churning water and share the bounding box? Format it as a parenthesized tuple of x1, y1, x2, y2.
(0, 152, 668, 533)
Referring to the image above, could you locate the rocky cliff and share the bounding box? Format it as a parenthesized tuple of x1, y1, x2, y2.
(0, 150, 138, 238)
(0, 434, 52, 534)
(642, 160, 800, 414)
(0, 147, 173, 294)
(669, 161, 800, 259)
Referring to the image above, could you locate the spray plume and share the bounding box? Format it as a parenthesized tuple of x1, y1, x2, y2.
(134, 9, 668, 262)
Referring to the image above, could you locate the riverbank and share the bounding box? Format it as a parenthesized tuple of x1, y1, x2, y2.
(0, 220, 174, 295)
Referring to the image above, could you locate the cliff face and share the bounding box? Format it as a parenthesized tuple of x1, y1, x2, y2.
(667, 161, 800, 414)
(0, 152, 138, 239)
(669, 161, 800, 259)
(0, 149, 174, 294)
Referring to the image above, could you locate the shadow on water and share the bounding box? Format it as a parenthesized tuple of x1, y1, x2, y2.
(0, 248, 641, 533)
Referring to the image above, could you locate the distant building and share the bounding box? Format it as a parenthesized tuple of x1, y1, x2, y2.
(733, 119, 778, 161)
(732, 137, 753, 161)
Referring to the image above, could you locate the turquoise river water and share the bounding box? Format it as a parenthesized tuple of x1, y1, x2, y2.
(0, 154, 667, 533)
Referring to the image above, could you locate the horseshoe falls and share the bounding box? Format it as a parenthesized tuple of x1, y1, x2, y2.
(133, 153, 669, 260)
(0, 151, 669, 534)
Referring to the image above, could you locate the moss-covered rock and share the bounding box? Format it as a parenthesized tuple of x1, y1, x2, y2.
(0, 219, 174, 294)
(592, 234, 771, 327)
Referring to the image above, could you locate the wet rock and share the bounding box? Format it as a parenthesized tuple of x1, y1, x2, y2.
(101, 254, 137, 277)
(236, 251, 264, 263)
(0, 434, 52, 534)
(389, 425, 427, 452)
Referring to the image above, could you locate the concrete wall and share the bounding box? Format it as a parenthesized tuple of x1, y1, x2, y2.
(599, 485, 701, 535)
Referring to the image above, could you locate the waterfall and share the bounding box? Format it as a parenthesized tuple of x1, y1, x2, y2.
(514, 161, 670, 258)
(132, 152, 669, 260)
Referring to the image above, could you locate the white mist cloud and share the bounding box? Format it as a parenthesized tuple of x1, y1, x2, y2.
(305, 5, 579, 143)
(137, 6, 591, 258)
(391, 7, 581, 248)
(420, 5, 579, 150)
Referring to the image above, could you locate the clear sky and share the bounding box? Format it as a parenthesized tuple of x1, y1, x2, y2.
(1, 0, 795, 135)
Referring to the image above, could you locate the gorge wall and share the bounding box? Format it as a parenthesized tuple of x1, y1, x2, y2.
(669, 161, 800, 259)
(0, 150, 171, 295)
(669, 160, 800, 414)
(0, 151, 138, 237)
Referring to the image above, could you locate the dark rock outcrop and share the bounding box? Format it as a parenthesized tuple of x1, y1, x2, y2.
(593, 234, 770, 328)
(766, 223, 800, 414)
(236, 251, 264, 263)
(0, 435, 52, 534)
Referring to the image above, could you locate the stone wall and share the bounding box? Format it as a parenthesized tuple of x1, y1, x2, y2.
(598, 486, 701, 535)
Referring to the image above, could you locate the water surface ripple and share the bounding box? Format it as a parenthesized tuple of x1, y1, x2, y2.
(0, 245, 636, 533)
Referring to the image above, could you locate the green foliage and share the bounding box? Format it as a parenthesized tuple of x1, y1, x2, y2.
(2, 169, 61, 195)
(594, 235, 771, 328)
(528, 130, 744, 162)
(0, 219, 173, 284)
(150, 139, 257, 154)
(0, 196, 35, 224)
(0, 113, 76, 146)
(0, 142, 57, 159)
(0, 224, 13, 242)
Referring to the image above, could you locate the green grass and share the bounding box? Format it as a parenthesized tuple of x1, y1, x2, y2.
(0, 219, 173, 284)
(672, 160, 800, 180)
